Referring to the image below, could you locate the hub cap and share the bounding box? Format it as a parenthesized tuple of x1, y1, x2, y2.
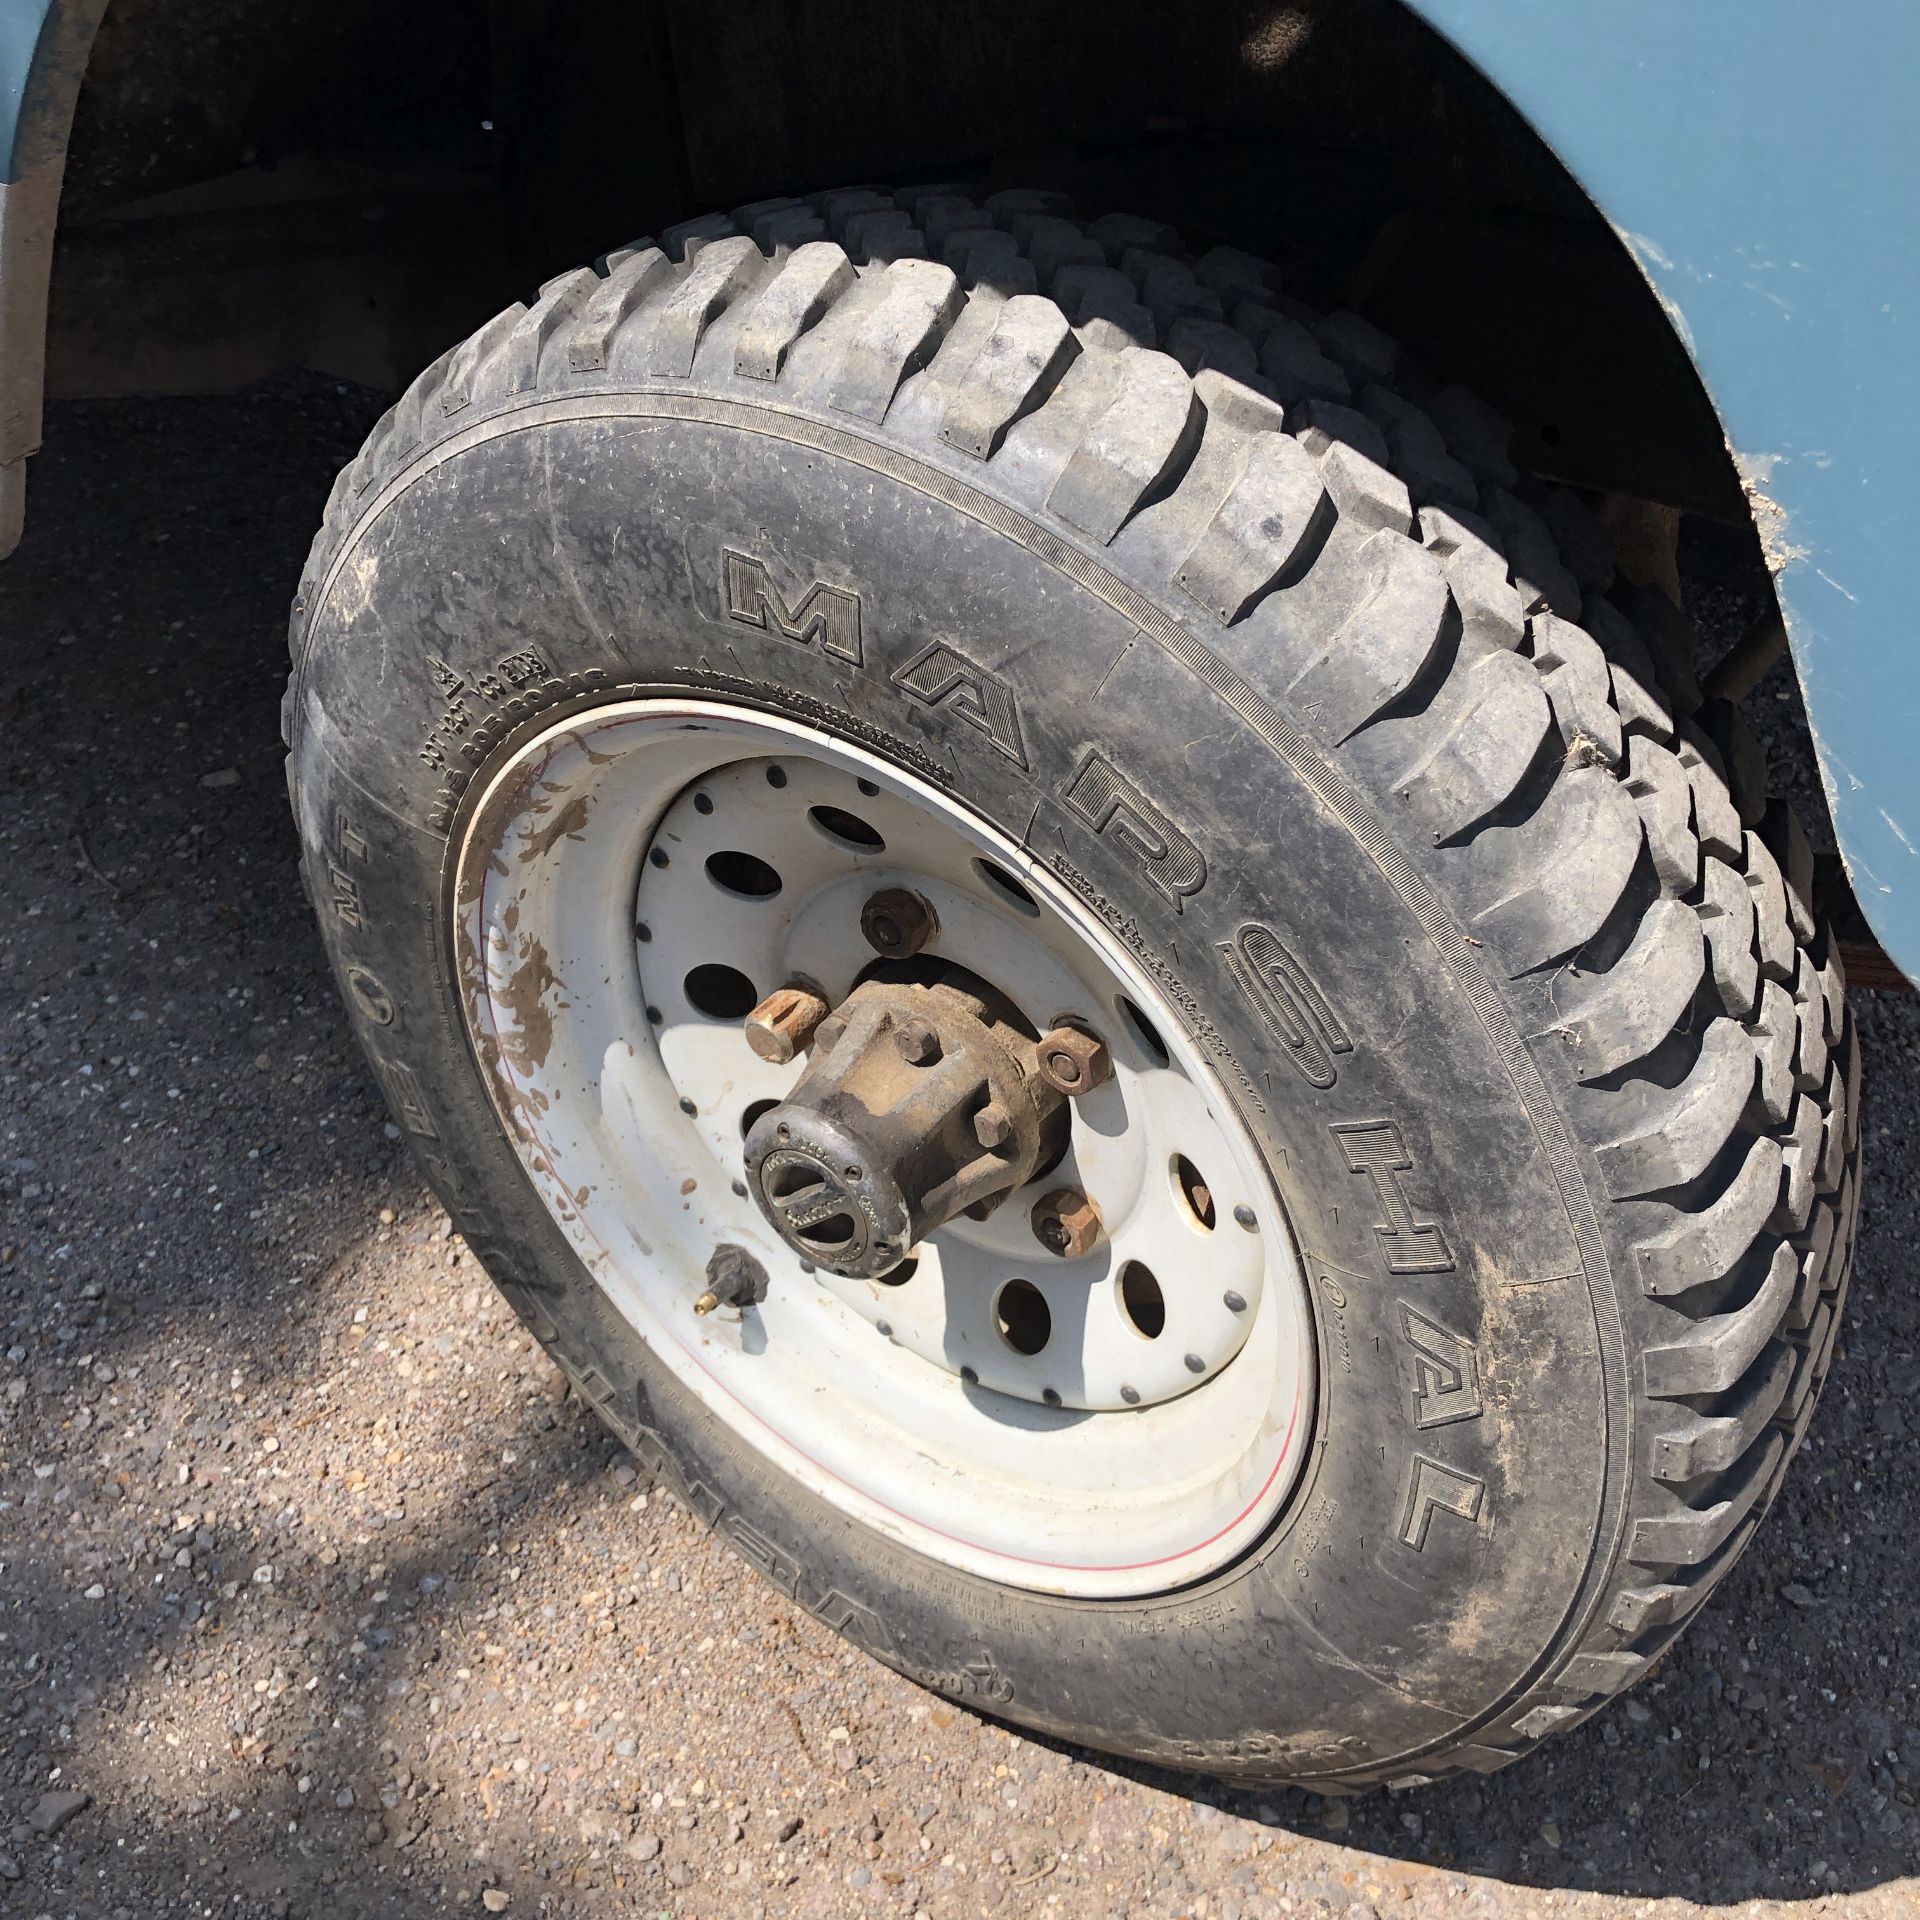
(454, 701, 1316, 1597)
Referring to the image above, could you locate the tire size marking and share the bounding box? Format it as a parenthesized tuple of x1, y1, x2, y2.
(722, 549, 863, 665)
(1330, 1119, 1455, 1275)
(372, 1054, 439, 1139)
(1059, 749, 1208, 910)
(416, 649, 553, 772)
(1221, 922, 1353, 1088)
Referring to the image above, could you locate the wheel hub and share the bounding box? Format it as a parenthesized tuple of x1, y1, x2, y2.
(743, 966, 1068, 1278)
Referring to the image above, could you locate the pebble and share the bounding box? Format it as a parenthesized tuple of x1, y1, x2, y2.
(198, 767, 241, 789)
(29, 1789, 90, 1836)
(481, 1890, 510, 1913)
(629, 1834, 661, 1861)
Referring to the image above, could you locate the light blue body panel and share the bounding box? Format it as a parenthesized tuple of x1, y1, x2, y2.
(1408, 1, 1920, 976)
(0, 0, 59, 183)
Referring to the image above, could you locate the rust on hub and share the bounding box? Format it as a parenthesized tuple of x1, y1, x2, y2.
(744, 984, 831, 1064)
(1031, 1185, 1102, 1259)
(1035, 1024, 1111, 1096)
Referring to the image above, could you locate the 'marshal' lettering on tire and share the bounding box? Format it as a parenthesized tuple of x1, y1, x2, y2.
(722, 549, 864, 665)
(1059, 749, 1208, 909)
(1330, 1119, 1455, 1274)
(1220, 922, 1353, 1088)
(891, 639, 1028, 767)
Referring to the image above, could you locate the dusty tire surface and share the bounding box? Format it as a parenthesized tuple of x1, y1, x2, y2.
(285, 186, 1861, 1789)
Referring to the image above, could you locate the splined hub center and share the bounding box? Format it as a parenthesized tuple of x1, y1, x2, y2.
(742, 965, 1067, 1278)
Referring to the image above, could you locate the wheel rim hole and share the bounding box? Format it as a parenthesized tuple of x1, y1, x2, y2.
(684, 963, 760, 1020)
(705, 849, 782, 898)
(876, 1254, 918, 1288)
(1118, 1261, 1165, 1340)
(740, 1098, 779, 1140)
(808, 804, 885, 852)
(1118, 996, 1170, 1068)
(1173, 1155, 1217, 1231)
(994, 1280, 1052, 1356)
(974, 858, 1040, 917)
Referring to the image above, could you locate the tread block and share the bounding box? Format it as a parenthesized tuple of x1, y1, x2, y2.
(842, 208, 928, 263)
(1816, 1060, 1849, 1195)
(1699, 854, 1760, 1019)
(1547, 894, 1704, 1082)
(1472, 766, 1644, 972)
(1775, 1301, 1833, 1432)
(938, 295, 1080, 459)
(1614, 579, 1704, 711)
(1293, 398, 1391, 470)
(1195, 244, 1280, 309)
(1636, 1131, 1783, 1298)
(1644, 1240, 1796, 1398)
(1429, 383, 1517, 490)
(1747, 976, 1797, 1126)
(1790, 951, 1830, 1093)
(1698, 699, 1768, 827)
(1540, 486, 1617, 596)
(1165, 317, 1260, 382)
(1845, 1022, 1862, 1151)
(504, 269, 599, 395)
(1484, 489, 1581, 619)
(1395, 647, 1552, 840)
(1675, 722, 1745, 862)
(753, 206, 830, 253)
(1359, 385, 1476, 509)
(1053, 263, 1144, 324)
(1288, 530, 1451, 741)
(1622, 735, 1700, 893)
(1787, 1201, 1837, 1330)
(660, 211, 738, 260)
(635, 235, 763, 378)
(1742, 829, 1797, 983)
(436, 306, 526, 418)
(567, 248, 672, 372)
(1556, 1649, 1652, 1695)
(1629, 1431, 1783, 1567)
(1761, 800, 1817, 943)
(1124, 250, 1225, 331)
(1315, 308, 1398, 386)
(1816, 948, 1847, 1045)
(1007, 213, 1103, 287)
(831, 260, 965, 424)
(920, 198, 994, 252)
(1586, 595, 1676, 741)
(1045, 348, 1202, 545)
(1772, 1092, 1822, 1234)
(984, 186, 1074, 221)
(1075, 309, 1157, 354)
(733, 243, 856, 382)
(815, 186, 895, 236)
(1175, 433, 1329, 623)
(1087, 211, 1182, 261)
(1650, 1341, 1795, 1481)
(1530, 612, 1625, 769)
(1235, 305, 1351, 403)
(1313, 439, 1413, 538)
(1597, 1016, 1756, 1198)
(1420, 506, 1524, 654)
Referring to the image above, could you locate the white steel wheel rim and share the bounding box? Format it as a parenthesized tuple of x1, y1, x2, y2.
(454, 700, 1316, 1597)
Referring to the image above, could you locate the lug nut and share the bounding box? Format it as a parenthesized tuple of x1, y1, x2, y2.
(1035, 1024, 1111, 1097)
(861, 887, 938, 958)
(893, 1017, 942, 1066)
(1031, 1185, 1102, 1259)
(973, 1102, 1016, 1151)
(744, 984, 831, 1064)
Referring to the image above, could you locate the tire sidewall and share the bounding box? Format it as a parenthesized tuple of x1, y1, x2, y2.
(291, 390, 1626, 1782)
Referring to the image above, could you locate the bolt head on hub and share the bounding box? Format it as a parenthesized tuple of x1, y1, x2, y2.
(1031, 1185, 1102, 1259)
(861, 887, 938, 959)
(1035, 1025, 1111, 1097)
(743, 984, 831, 1064)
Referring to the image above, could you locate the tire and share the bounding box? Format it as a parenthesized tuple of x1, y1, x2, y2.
(284, 183, 1862, 1789)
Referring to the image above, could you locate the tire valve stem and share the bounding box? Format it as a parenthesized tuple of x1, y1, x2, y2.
(694, 1243, 770, 1317)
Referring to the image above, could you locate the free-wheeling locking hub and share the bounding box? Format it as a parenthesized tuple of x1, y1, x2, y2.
(743, 963, 1069, 1278)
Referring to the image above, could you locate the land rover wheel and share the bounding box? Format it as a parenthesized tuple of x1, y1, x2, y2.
(284, 185, 1861, 1787)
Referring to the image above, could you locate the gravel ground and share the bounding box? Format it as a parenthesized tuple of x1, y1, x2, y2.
(2, 380, 1918, 1920)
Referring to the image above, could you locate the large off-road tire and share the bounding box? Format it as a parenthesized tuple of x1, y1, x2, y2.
(284, 185, 1862, 1789)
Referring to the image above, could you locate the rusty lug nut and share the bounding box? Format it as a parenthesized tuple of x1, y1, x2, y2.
(1031, 1186, 1102, 1259)
(973, 1102, 1016, 1151)
(893, 1017, 942, 1066)
(860, 887, 938, 959)
(744, 984, 832, 1065)
(1035, 1024, 1112, 1097)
